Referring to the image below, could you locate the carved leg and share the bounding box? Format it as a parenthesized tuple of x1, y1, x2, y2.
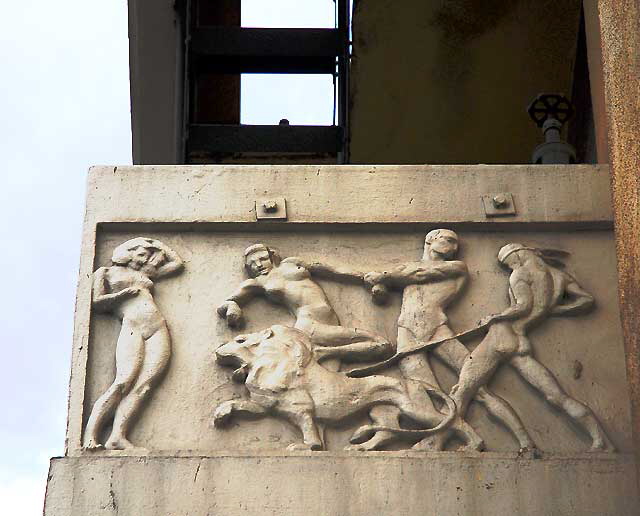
(398, 330, 450, 450)
(212, 400, 268, 427)
(510, 355, 615, 452)
(474, 387, 537, 451)
(402, 385, 484, 452)
(308, 323, 394, 363)
(106, 327, 171, 450)
(284, 411, 323, 451)
(434, 336, 537, 451)
(398, 352, 451, 451)
(399, 351, 440, 388)
(451, 332, 508, 417)
(448, 418, 486, 452)
(346, 406, 400, 451)
(84, 325, 144, 450)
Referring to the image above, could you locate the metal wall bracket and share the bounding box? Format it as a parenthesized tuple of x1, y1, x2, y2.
(482, 193, 516, 217)
(256, 198, 287, 220)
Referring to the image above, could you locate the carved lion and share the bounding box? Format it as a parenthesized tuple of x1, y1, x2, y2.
(213, 325, 483, 451)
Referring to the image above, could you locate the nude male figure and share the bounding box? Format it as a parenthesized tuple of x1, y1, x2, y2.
(218, 244, 393, 368)
(364, 230, 536, 451)
(451, 243, 613, 451)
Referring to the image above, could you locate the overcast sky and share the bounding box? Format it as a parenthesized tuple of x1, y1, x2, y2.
(0, 1, 335, 514)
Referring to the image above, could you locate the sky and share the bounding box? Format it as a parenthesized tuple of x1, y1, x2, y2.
(0, 1, 335, 514)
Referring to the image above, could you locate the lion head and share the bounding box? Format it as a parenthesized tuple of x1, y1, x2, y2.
(216, 325, 313, 394)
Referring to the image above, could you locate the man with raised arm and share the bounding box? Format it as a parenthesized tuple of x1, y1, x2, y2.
(364, 230, 536, 451)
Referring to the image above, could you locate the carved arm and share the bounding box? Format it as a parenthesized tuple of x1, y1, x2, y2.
(217, 279, 262, 327)
(365, 261, 467, 289)
(91, 267, 139, 312)
(551, 281, 595, 316)
(302, 259, 365, 284)
(145, 239, 184, 277)
(488, 278, 534, 323)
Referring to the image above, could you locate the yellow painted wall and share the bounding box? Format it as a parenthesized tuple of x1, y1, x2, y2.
(349, 0, 582, 164)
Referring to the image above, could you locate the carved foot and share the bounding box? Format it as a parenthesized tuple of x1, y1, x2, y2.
(83, 438, 104, 451)
(287, 442, 323, 451)
(453, 418, 485, 452)
(460, 438, 485, 452)
(212, 401, 235, 427)
(588, 440, 616, 453)
(517, 446, 542, 459)
(105, 436, 136, 450)
(345, 433, 395, 452)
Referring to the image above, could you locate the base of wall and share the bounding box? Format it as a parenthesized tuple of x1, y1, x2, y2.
(44, 451, 638, 515)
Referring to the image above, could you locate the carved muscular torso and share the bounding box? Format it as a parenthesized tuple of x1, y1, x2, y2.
(254, 258, 340, 326)
(394, 260, 467, 340)
(95, 266, 166, 338)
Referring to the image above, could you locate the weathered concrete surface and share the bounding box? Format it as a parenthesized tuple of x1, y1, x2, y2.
(599, 0, 640, 494)
(45, 453, 637, 516)
(81, 164, 613, 225)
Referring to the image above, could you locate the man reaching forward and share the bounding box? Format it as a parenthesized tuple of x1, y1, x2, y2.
(364, 230, 536, 451)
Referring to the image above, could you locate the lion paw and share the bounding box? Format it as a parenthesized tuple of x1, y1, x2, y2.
(212, 402, 235, 427)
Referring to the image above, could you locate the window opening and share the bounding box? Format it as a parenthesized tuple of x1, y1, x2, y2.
(184, 0, 351, 162)
(241, 0, 334, 28)
(241, 74, 334, 125)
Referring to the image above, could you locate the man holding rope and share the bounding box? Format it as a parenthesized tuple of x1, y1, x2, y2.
(450, 243, 613, 452)
(363, 230, 536, 451)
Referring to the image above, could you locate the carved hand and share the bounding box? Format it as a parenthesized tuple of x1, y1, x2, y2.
(477, 314, 499, 327)
(121, 286, 142, 298)
(212, 401, 235, 427)
(371, 283, 390, 305)
(364, 272, 384, 287)
(217, 300, 243, 327)
(148, 250, 166, 267)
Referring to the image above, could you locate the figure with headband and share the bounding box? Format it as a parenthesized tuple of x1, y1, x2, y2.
(451, 243, 613, 451)
(217, 243, 393, 369)
(84, 237, 184, 450)
(362, 230, 535, 451)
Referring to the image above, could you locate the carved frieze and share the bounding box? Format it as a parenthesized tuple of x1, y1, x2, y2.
(81, 230, 618, 453)
(212, 232, 614, 453)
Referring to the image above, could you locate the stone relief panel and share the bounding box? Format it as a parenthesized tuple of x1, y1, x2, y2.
(84, 229, 630, 454)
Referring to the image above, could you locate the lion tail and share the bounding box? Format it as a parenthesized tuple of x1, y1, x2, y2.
(352, 383, 457, 439)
